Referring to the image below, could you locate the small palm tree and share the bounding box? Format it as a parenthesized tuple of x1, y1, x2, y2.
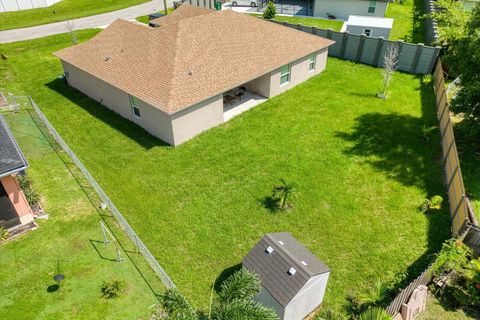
(358, 307, 392, 320)
(421, 125, 437, 142)
(317, 308, 347, 320)
(160, 269, 278, 320)
(421, 195, 443, 213)
(359, 280, 390, 306)
(272, 179, 294, 210)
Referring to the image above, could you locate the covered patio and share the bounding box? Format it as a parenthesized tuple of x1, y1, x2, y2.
(223, 87, 267, 122)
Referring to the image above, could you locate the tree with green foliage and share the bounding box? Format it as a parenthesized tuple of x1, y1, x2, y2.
(263, 1, 276, 20)
(158, 269, 278, 320)
(449, 6, 480, 144)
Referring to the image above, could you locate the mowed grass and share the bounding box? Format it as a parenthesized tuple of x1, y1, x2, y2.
(0, 0, 149, 31)
(0, 109, 164, 319)
(249, 13, 343, 31)
(0, 30, 451, 312)
(386, 0, 426, 42)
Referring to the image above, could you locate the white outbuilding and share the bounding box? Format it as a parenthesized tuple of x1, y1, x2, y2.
(243, 232, 330, 320)
(341, 15, 394, 38)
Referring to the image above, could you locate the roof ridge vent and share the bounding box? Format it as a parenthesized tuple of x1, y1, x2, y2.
(265, 246, 274, 254)
(287, 267, 296, 275)
(301, 261, 308, 266)
(278, 240, 284, 245)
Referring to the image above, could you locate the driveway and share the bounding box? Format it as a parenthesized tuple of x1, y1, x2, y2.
(0, 0, 173, 44)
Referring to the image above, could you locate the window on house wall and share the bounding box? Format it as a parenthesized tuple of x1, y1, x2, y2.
(368, 0, 376, 13)
(130, 95, 141, 118)
(363, 29, 372, 36)
(280, 64, 291, 86)
(309, 53, 317, 71)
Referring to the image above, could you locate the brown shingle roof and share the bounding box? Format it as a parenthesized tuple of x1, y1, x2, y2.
(54, 7, 334, 114)
(149, 4, 215, 27)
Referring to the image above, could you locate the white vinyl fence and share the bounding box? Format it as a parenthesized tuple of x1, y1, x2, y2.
(0, 0, 61, 12)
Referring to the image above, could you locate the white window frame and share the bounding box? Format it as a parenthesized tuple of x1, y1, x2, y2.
(308, 52, 317, 72)
(130, 95, 141, 119)
(280, 64, 291, 86)
(368, 0, 376, 13)
(363, 29, 372, 37)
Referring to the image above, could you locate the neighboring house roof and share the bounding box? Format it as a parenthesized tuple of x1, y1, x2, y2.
(0, 115, 28, 178)
(150, 4, 214, 27)
(346, 15, 393, 28)
(243, 232, 330, 307)
(54, 6, 334, 114)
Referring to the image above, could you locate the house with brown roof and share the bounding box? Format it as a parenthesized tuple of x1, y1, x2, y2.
(54, 5, 334, 146)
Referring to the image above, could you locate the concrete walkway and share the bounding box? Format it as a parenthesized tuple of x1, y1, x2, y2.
(0, 0, 173, 44)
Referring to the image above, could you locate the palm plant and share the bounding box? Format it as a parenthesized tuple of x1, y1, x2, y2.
(359, 280, 390, 306)
(317, 308, 347, 320)
(159, 269, 278, 320)
(358, 307, 392, 320)
(421, 125, 437, 141)
(272, 179, 295, 210)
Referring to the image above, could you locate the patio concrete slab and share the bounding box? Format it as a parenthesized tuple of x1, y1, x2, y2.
(223, 91, 267, 122)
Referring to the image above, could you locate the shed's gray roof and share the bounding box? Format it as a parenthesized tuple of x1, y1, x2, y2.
(243, 232, 329, 307)
(0, 116, 28, 178)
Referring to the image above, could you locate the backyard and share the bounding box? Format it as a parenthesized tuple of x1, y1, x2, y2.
(0, 0, 150, 31)
(386, 0, 425, 42)
(0, 106, 164, 318)
(0, 30, 453, 313)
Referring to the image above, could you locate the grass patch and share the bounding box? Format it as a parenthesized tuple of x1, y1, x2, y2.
(386, 0, 426, 42)
(0, 30, 451, 313)
(0, 107, 164, 319)
(0, 0, 150, 31)
(249, 13, 343, 31)
(418, 294, 479, 320)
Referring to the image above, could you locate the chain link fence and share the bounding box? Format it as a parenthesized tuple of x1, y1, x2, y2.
(28, 96, 176, 290)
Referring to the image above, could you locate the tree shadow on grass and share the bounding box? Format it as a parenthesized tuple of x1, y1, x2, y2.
(46, 78, 169, 150)
(335, 78, 451, 306)
(47, 284, 59, 292)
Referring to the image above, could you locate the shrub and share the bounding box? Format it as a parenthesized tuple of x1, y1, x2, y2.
(17, 174, 40, 207)
(359, 280, 390, 307)
(358, 307, 392, 320)
(263, 1, 276, 20)
(421, 195, 443, 213)
(0, 227, 9, 241)
(271, 179, 295, 210)
(100, 279, 126, 299)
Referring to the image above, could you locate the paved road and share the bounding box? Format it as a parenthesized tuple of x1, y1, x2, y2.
(0, 0, 172, 44)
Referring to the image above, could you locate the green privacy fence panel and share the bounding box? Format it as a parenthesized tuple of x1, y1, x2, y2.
(270, 20, 441, 75)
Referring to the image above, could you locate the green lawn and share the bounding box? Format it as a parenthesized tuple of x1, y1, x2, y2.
(386, 0, 426, 43)
(418, 294, 479, 320)
(0, 106, 164, 318)
(0, 0, 150, 31)
(249, 13, 343, 31)
(0, 30, 452, 313)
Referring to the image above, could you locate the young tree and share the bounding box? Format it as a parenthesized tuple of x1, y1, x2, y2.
(272, 179, 294, 210)
(64, 20, 78, 45)
(378, 44, 399, 99)
(263, 1, 276, 20)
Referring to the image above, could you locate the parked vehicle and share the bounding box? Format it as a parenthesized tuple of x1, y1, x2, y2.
(231, 0, 257, 7)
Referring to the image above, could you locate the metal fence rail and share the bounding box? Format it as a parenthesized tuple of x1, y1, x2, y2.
(268, 20, 441, 75)
(432, 60, 474, 236)
(28, 97, 176, 289)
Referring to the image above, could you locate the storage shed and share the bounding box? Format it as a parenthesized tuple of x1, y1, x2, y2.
(341, 15, 393, 38)
(243, 232, 330, 320)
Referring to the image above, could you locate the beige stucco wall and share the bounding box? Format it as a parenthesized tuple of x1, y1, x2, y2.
(171, 94, 224, 145)
(269, 48, 328, 98)
(62, 61, 175, 145)
(1, 175, 34, 225)
(313, 0, 389, 20)
(244, 73, 271, 97)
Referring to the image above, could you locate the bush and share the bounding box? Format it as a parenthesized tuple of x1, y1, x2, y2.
(432, 239, 480, 308)
(101, 279, 126, 299)
(263, 1, 276, 20)
(0, 227, 9, 241)
(17, 174, 40, 207)
(421, 195, 443, 213)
